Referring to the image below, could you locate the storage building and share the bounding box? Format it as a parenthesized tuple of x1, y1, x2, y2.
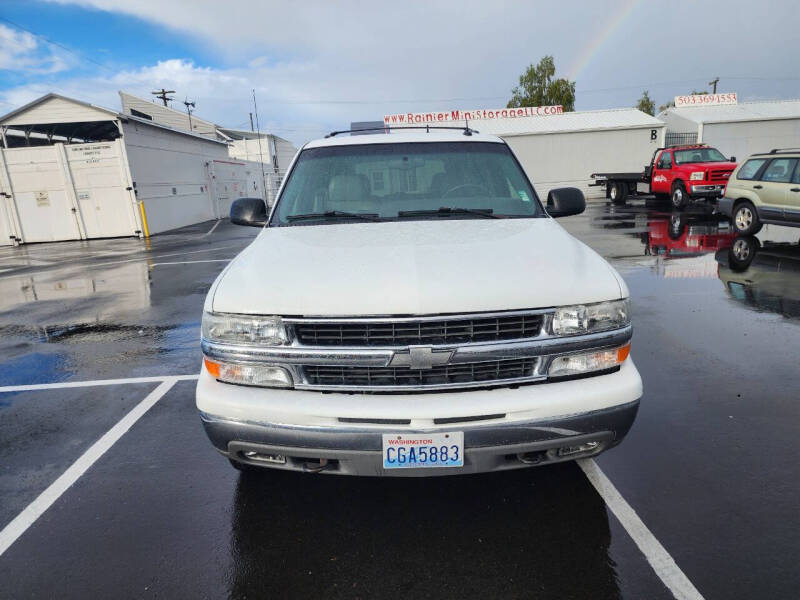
(388, 108, 665, 200)
(0, 93, 266, 246)
(658, 99, 800, 160)
(219, 128, 297, 202)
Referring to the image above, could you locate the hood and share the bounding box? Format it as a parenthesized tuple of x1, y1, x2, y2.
(688, 161, 737, 171)
(211, 218, 625, 316)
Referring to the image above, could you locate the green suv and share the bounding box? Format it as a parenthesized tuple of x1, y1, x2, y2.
(719, 149, 800, 235)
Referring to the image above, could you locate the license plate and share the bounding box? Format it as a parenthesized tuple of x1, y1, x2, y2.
(382, 432, 464, 469)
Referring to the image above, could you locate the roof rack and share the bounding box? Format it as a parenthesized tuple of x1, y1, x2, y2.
(325, 125, 479, 138)
(768, 147, 800, 154)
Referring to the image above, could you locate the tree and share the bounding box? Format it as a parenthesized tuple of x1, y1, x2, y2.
(636, 90, 655, 116)
(658, 89, 707, 113)
(507, 56, 575, 111)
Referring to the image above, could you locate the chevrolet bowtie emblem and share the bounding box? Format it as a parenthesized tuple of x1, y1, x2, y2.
(389, 346, 454, 370)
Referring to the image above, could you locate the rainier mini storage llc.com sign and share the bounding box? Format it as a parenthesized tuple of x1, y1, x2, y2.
(674, 93, 738, 107)
(384, 105, 564, 125)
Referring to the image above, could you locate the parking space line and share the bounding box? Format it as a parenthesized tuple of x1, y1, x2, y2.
(0, 374, 198, 393)
(578, 458, 704, 600)
(150, 259, 232, 267)
(0, 378, 179, 558)
(204, 220, 222, 236)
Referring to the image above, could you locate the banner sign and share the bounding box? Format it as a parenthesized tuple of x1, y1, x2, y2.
(383, 105, 563, 126)
(674, 93, 737, 107)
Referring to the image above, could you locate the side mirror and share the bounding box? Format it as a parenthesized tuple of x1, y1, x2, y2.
(547, 187, 586, 218)
(730, 156, 736, 162)
(230, 197, 267, 227)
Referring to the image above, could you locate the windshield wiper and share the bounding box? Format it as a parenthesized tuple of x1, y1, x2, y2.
(286, 210, 382, 222)
(397, 207, 502, 219)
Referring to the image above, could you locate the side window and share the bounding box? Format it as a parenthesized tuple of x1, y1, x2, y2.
(794, 161, 800, 184)
(736, 158, 767, 180)
(656, 151, 672, 170)
(761, 158, 799, 183)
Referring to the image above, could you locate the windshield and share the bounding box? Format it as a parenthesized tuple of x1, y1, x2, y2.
(673, 147, 728, 164)
(271, 141, 543, 226)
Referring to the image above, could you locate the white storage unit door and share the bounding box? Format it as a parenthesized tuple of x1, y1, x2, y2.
(64, 141, 137, 238)
(1, 145, 82, 243)
(0, 140, 137, 243)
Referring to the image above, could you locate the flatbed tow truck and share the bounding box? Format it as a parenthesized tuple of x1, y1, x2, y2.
(591, 144, 737, 209)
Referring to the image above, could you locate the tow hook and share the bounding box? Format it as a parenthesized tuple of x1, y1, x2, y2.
(303, 458, 332, 473)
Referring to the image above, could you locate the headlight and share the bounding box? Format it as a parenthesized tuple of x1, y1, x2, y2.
(204, 357, 293, 388)
(548, 343, 630, 378)
(202, 312, 287, 345)
(690, 171, 705, 181)
(551, 299, 630, 336)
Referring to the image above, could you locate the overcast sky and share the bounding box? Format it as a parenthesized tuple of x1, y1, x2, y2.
(0, 0, 798, 145)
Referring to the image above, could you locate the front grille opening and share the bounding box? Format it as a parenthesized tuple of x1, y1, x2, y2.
(338, 417, 412, 425)
(304, 358, 537, 388)
(433, 413, 505, 425)
(294, 314, 544, 346)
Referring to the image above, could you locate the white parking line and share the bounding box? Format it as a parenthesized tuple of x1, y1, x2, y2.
(0, 374, 198, 393)
(0, 378, 179, 558)
(578, 458, 704, 600)
(204, 220, 222, 236)
(150, 259, 232, 267)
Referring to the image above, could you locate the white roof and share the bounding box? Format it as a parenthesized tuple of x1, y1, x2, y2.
(659, 99, 800, 124)
(0, 92, 226, 145)
(304, 130, 504, 148)
(388, 108, 663, 137)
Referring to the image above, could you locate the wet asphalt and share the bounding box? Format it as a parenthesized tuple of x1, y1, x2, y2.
(0, 203, 799, 599)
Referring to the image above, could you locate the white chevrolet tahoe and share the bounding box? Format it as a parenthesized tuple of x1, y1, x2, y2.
(196, 128, 642, 476)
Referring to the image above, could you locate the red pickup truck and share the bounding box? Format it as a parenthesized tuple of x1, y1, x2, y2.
(591, 144, 737, 209)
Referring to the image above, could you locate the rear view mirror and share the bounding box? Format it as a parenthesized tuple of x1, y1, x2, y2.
(230, 197, 268, 227)
(547, 187, 586, 218)
(730, 156, 736, 162)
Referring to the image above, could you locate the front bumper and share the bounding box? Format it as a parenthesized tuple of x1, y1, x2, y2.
(196, 359, 642, 476)
(690, 184, 725, 198)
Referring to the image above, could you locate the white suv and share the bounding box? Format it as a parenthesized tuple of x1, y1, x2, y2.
(196, 128, 642, 476)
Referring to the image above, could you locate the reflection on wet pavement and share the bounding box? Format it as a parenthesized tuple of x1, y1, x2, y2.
(229, 465, 623, 599)
(0, 220, 258, 385)
(716, 233, 800, 319)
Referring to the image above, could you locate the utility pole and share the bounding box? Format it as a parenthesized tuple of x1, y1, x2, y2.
(709, 77, 719, 94)
(183, 98, 196, 132)
(249, 112, 254, 132)
(151, 88, 175, 106)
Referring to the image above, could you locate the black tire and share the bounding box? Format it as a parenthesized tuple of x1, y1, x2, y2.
(732, 201, 762, 235)
(671, 182, 689, 209)
(609, 182, 628, 205)
(728, 236, 760, 272)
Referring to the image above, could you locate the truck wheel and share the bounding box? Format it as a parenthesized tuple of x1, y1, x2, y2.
(671, 182, 689, 209)
(609, 182, 627, 204)
(732, 201, 762, 235)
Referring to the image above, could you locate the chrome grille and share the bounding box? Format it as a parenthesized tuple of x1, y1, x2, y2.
(293, 314, 544, 346)
(709, 169, 732, 182)
(303, 358, 537, 388)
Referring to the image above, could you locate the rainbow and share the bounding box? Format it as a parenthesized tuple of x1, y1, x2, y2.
(565, 0, 641, 82)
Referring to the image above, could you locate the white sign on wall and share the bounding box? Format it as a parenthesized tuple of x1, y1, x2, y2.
(674, 93, 738, 107)
(384, 105, 564, 126)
